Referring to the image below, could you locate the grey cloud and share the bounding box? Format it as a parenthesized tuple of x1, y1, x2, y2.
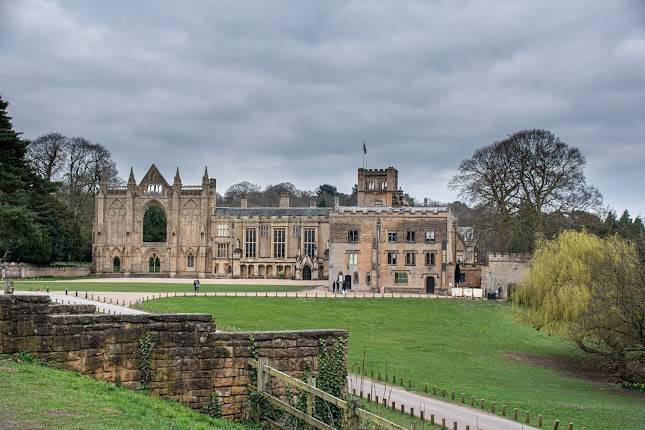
(1, 0, 644, 214)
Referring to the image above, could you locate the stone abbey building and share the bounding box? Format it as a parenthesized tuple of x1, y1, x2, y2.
(93, 165, 473, 294)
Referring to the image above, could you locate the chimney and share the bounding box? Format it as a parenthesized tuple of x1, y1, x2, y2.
(279, 192, 290, 208)
(241, 193, 248, 208)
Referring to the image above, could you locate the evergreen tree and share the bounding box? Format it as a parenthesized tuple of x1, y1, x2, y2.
(0, 95, 52, 262)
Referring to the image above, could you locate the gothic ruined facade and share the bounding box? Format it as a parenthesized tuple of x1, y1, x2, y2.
(93, 165, 473, 293)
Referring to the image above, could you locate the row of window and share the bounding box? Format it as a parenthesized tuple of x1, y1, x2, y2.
(387, 251, 436, 266)
(347, 251, 436, 266)
(217, 224, 305, 239)
(347, 229, 436, 243)
(243, 228, 316, 259)
(344, 271, 409, 286)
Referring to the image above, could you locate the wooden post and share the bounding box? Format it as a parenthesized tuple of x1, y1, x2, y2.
(375, 395, 379, 404)
(513, 407, 518, 420)
(433, 385, 437, 395)
(451, 390, 455, 401)
(538, 415, 543, 426)
(424, 383, 428, 393)
(430, 414, 435, 425)
(491, 402, 496, 414)
(442, 388, 447, 398)
(553, 419, 559, 430)
(400, 403, 404, 413)
(460, 393, 465, 403)
(479, 399, 484, 409)
(378, 372, 381, 381)
(367, 393, 371, 402)
(306, 376, 316, 417)
(392, 401, 396, 410)
(526, 411, 530, 424)
(420, 411, 424, 421)
(470, 396, 474, 406)
(466, 426, 470, 430)
(410, 407, 414, 416)
(502, 405, 507, 416)
(567, 423, 573, 430)
(408, 379, 412, 389)
(257, 357, 269, 393)
(441, 418, 446, 429)
(453, 422, 457, 430)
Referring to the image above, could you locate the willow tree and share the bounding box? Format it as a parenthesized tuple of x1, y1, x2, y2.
(514, 231, 645, 380)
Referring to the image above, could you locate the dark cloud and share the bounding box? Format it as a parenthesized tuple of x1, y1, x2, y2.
(1, 0, 644, 214)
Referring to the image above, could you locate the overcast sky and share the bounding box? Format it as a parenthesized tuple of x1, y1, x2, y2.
(1, 1, 644, 215)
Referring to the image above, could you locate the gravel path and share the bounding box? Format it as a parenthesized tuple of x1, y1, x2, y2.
(348, 374, 540, 430)
(10, 291, 148, 315)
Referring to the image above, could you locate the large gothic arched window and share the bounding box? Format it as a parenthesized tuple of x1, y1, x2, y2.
(143, 203, 167, 242)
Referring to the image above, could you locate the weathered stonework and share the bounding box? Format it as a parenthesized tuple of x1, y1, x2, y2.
(0, 295, 346, 419)
(93, 164, 477, 293)
(480, 253, 531, 296)
(1, 262, 91, 279)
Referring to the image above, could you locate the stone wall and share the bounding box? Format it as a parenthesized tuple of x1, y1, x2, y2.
(481, 253, 531, 297)
(1, 262, 91, 279)
(0, 295, 346, 419)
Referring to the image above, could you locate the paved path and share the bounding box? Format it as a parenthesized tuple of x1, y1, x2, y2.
(10, 291, 148, 315)
(348, 374, 539, 430)
(22, 277, 325, 286)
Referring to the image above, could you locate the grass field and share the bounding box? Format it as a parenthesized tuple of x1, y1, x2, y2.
(14, 281, 311, 293)
(140, 297, 645, 430)
(0, 355, 248, 430)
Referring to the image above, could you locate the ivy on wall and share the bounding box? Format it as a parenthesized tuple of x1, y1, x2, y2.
(137, 333, 154, 390)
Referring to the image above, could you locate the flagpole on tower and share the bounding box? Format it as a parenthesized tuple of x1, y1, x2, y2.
(362, 141, 367, 169)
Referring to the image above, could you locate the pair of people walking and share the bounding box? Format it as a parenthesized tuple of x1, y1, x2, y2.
(193, 279, 200, 292)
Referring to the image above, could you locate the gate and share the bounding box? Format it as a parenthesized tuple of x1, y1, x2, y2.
(250, 358, 405, 430)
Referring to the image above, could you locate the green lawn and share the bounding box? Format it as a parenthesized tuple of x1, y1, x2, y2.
(14, 281, 312, 293)
(0, 356, 248, 430)
(140, 297, 645, 430)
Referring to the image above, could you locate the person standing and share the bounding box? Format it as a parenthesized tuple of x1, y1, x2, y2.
(196, 279, 200, 293)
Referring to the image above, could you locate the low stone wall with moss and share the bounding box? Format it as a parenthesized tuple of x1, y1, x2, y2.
(0, 295, 346, 419)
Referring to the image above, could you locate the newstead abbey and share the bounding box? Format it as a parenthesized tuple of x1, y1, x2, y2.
(93, 165, 484, 295)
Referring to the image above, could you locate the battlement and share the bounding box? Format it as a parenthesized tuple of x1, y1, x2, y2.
(358, 167, 396, 174)
(487, 252, 532, 262)
(334, 206, 450, 215)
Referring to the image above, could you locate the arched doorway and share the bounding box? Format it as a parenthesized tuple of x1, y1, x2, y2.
(302, 265, 312, 280)
(113, 256, 121, 273)
(344, 275, 352, 290)
(148, 254, 160, 273)
(425, 276, 435, 294)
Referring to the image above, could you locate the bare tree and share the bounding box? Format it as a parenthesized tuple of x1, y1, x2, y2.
(510, 129, 601, 218)
(26, 133, 68, 181)
(450, 130, 603, 251)
(449, 138, 521, 216)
